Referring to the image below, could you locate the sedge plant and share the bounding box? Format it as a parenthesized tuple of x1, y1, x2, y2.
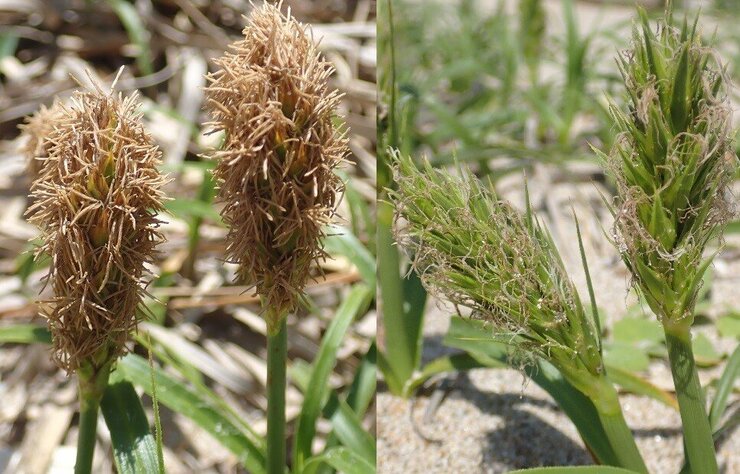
(389, 151, 648, 473)
(25, 85, 166, 474)
(203, 3, 348, 473)
(600, 8, 737, 473)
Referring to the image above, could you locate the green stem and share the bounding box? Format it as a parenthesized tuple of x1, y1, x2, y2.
(75, 359, 113, 474)
(266, 317, 287, 474)
(664, 324, 718, 474)
(590, 377, 648, 473)
(182, 169, 215, 279)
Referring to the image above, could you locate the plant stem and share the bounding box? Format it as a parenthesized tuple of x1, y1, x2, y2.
(182, 169, 215, 279)
(75, 359, 113, 474)
(591, 378, 648, 473)
(664, 324, 718, 474)
(266, 316, 287, 474)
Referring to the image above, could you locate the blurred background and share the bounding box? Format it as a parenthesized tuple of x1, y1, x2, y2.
(377, 0, 739, 472)
(0, 1, 376, 472)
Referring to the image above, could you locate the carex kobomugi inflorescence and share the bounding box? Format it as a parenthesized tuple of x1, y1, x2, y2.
(204, 2, 347, 333)
(390, 152, 604, 395)
(603, 10, 735, 329)
(27, 85, 166, 373)
(390, 152, 649, 472)
(20, 98, 65, 179)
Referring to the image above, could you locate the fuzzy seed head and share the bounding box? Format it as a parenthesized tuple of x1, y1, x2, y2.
(605, 10, 736, 326)
(26, 89, 166, 373)
(390, 152, 603, 388)
(204, 3, 347, 326)
(19, 99, 65, 179)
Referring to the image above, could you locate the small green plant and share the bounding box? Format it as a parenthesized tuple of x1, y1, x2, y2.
(599, 8, 736, 473)
(518, 0, 546, 84)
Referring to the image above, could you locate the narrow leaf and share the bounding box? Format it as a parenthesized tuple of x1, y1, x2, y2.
(101, 376, 161, 474)
(708, 344, 740, 430)
(293, 284, 372, 471)
(0, 324, 51, 344)
(573, 210, 601, 350)
(323, 225, 376, 287)
(509, 467, 639, 474)
(302, 447, 375, 474)
(604, 363, 678, 410)
(405, 352, 503, 396)
(116, 354, 266, 474)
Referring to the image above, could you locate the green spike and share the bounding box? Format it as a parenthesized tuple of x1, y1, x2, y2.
(670, 43, 690, 133)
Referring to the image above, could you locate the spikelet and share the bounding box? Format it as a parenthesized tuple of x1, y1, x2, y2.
(26, 88, 166, 373)
(602, 10, 736, 328)
(204, 3, 347, 332)
(19, 99, 65, 179)
(390, 151, 603, 393)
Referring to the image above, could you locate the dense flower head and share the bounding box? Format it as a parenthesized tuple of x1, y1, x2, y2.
(19, 99, 65, 178)
(204, 2, 347, 328)
(390, 151, 603, 391)
(603, 10, 736, 327)
(26, 88, 166, 372)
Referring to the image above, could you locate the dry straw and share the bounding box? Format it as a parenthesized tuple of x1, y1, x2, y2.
(204, 2, 347, 332)
(27, 86, 166, 374)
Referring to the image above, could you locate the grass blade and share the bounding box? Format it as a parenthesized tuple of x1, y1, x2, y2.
(327, 398, 376, 465)
(709, 344, 740, 430)
(147, 347, 165, 473)
(116, 353, 266, 474)
(405, 352, 505, 396)
(323, 225, 376, 287)
(604, 363, 678, 410)
(292, 284, 372, 471)
(0, 324, 51, 344)
(573, 210, 601, 351)
(345, 342, 377, 416)
(302, 447, 375, 474)
(107, 0, 154, 76)
(509, 467, 640, 474)
(314, 343, 377, 474)
(101, 375, 161, 474)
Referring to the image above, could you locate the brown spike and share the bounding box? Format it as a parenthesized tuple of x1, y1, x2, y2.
(26, 89, 167, 373)
(204, 3, 348, 330)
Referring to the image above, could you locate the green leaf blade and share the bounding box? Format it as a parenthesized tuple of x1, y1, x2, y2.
(101, 377, 161, 474)
(293, 284, 372, 471)
(0, 324, 52, 345)
(116, 354, 266, 474)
